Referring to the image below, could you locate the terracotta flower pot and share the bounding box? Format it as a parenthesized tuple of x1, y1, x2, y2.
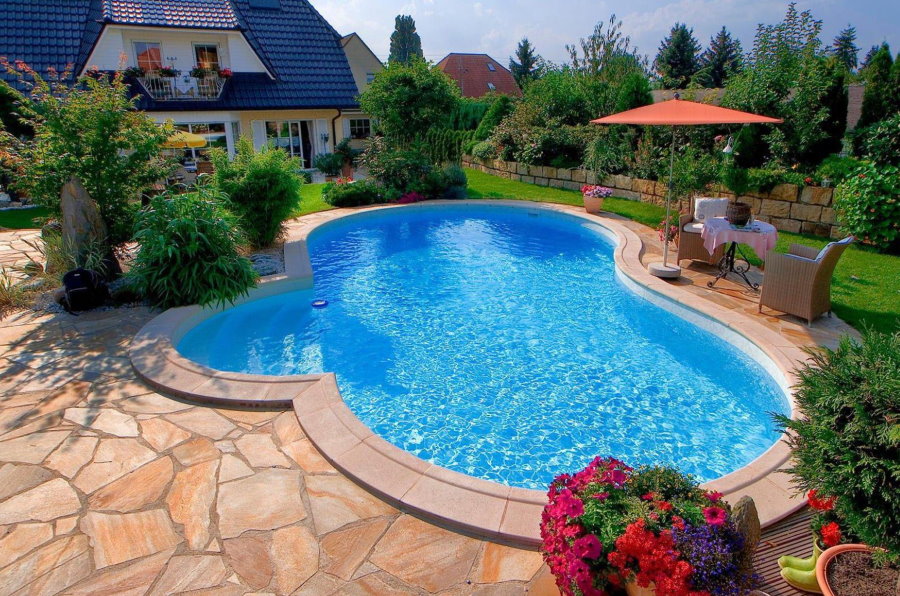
(815, 543, 874, 596)
(625, 580, 655, 596)
(584, 195, 604, 214)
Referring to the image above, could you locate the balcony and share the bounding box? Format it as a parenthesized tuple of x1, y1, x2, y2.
(137, 74, 227, 101)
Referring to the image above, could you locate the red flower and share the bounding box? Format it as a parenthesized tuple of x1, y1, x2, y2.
(655, 500, 674, 511)
(804, 177, 814, 185)
(807, 490, 836, 512)
(702, 507, 727, 526)
(641, 492, 656, 501)
(704, 491, 723, 503)
(820, 522, 842, 548)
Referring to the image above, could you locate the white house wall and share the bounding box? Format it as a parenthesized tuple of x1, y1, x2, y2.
(83, 25, 268, 74)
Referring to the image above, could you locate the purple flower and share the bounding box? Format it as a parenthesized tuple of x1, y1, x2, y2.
(671, 521, 757, 596)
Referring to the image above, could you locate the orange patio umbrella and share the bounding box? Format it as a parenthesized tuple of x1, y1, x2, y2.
(591, 96, 782, 278)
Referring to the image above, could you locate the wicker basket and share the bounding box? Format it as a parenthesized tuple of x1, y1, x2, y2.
(726, 201, 752, 226)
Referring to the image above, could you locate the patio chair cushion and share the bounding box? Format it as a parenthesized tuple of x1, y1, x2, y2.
(815, 237, 853, 261)
(693, 198, 730, 223)
(683, 222, 706, 233)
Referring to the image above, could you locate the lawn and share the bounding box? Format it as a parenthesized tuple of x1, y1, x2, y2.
(0, 206, 49, 230)
(289, 171, 898, 331)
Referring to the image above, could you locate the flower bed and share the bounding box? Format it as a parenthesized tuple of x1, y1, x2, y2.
(541, 457, 756, 596)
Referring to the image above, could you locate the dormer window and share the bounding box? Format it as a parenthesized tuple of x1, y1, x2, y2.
(134, 41, 162, 71)
(487, 82, 496, 91)
(487, 63, 496, 72)
(194, 44, 221, 70)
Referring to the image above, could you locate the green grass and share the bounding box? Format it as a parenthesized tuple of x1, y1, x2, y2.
(0, 206, 49, 230)
(283, 170, 899, 332)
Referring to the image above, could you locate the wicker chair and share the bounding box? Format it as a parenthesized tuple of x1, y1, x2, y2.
(758, 237, 853, 324)
(677, 197, 728, 265)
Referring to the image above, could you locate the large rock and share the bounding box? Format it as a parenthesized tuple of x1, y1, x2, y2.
(732, 496, 761, 575)
(60, 176, 108, 263)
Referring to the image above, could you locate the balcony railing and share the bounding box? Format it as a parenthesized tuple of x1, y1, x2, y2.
(137, 74, 227, 101)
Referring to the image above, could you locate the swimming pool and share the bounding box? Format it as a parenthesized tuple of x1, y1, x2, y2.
(178, 204, 790, 489)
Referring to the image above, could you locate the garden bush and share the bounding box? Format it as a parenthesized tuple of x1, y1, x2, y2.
(851, 114, 900, 166)
(834, 163, 900, 253)
(541, 458, 756, 595)
(474, 95, 514, 141)
(129, 186, 257, 309)
(745, 167, 806, 193)
(776, 330, 900, 560)
(471, 141, 496, 160)
(322, 180, 386, 207)
(359, 136, 433, 192)
(815, 155, 865, 185)
(442, 165, 468, 199)
(424, 128, 475, 164)
(210, 137, 303, 248)
(313, 152, 344, 176)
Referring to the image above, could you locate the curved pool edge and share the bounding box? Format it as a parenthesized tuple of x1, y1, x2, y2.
(129, 200, 808, 547)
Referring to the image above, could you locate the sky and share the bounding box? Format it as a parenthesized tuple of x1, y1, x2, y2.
(311, 0, 899, 67)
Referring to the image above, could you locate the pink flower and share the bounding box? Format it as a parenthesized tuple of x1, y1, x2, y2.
(599, 468, 627, 487)
(592, 492, 610, 501)
(572, 534, 603, 560)
(703, 506, 727, 526)
(705, 491, 723, 502)
(557, 490, 585, 518)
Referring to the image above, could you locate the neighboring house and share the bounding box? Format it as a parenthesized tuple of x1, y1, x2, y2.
(0, 0, 378, 168)
(436, 53, 522, 98)
(339, 33, 383, 149)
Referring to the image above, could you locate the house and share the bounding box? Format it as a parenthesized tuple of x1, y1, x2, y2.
(0, 0, 380, 168)
(340, 33, 384, 148)
(436, 53, 522, 98)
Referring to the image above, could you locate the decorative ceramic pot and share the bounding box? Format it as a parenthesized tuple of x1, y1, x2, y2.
(726, 201, 752, 226)
(584, 195, 604, 214)
(815, 543, 874, 596)
(779, 537, 826, 593)
(625, 580, 655, 596)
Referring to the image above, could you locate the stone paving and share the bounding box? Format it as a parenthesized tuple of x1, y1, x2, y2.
(0, 210, 857, 595)
(0, 230, 42, 281)
(0, 308, 555, 595)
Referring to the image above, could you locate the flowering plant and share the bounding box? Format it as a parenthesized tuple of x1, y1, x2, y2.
(335, 176, 354, 185)
(657, 215, 679, 244)
(218, 68, 233, 79)
(807, 490, 849, 549)
(396, 191, 426, 204)
(582, 185, 613, 198)
(156, 66, 179, 77)
(190, 66, 210, 78)
(541, 458, 756, 596)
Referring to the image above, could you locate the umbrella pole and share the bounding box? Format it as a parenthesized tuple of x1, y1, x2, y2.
(649, 127, 681, 279)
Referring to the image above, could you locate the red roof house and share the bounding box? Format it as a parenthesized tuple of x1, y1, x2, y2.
(436, 53, 522, 98)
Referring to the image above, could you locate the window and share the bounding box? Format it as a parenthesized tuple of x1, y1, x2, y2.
(266, 120, 313, 168)
(194, 44, 221, 70)
(487, 63, 496, 72)
(487, 82, 496, 91)
(172, 122, 227, 164)
(366, 72, 376, 84)
(133, 41, 162, 71)
(349, 119, 371, 140)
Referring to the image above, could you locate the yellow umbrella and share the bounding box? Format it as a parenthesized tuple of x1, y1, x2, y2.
(163, 130, 207, 149)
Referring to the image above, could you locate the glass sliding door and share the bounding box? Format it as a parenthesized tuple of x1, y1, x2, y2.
(265, 120, 313, 168)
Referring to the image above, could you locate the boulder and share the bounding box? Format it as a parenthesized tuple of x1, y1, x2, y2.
(731, 496, 761, 576)
(60, 176, 107, 262)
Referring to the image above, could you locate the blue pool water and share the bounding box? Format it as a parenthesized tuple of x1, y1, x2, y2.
(179, 205, 789, 489)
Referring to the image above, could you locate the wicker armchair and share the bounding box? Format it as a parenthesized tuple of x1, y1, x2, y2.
(677, 198, 728, 265)
(758, 238, 853, 324)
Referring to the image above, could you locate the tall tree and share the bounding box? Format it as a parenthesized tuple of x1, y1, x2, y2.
(653, 23, 702, 89)
(858, 43, 894, 127)
(831, 25, 860, 71)
(860, 44, 880, 70)
(509, 38, 540, 88)
(891, 53, 900, 113)
(388, 15, 423, 64)
(697, 27, 743, 88)
(567, 14, 647, 81)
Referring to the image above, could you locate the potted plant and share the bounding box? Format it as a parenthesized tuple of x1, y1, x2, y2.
(775, 330, 900, 595)
(335, 137, 356, 178)
(541, 458, 758, 596)
(582, 185, 612, 214)
(218, 68, 233, 79)
(778, 490, 846, 593)
(190, 66, 210, 79)
(121, 66, 145, 78)
(656, 215, 679, 247)
(313, 152, 344, 180)
(156, 66, 179, 78)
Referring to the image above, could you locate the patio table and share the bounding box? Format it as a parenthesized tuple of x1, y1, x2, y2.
(701, 217, 777, 291)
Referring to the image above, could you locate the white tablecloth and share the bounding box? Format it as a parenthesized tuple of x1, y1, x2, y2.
(701, 217, 778, 258)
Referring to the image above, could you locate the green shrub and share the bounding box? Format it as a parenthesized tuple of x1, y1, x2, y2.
(313, 152, 344, 176)
(210, 137, 303, 248)
(424, 129, 475, 164)
(442, 165, 467, 188)
(322, 180, 386, 207)
(409, 170, 449, 199)
(720, 164, 751, 197)
(584, 129, 632, 180)
(663, 147, 721, 201)
(776, 330, 900, 560)
(474, 95, 513, 140)
(814, 155, 865, 185)
(129, 186, 257, 309)
(834, 163, 900, 253)
(745, 167, 806, 192)
(471, 141, 496, 160)
(447, 98, 490, 131)
(334, 137, 360, 166)
(852, 114, 900, 166)
(359, 136, 433, 192)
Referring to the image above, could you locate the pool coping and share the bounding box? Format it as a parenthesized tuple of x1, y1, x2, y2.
(129, 199, 808, 548)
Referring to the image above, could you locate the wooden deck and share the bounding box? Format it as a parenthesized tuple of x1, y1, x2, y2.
(754, 508, 816, 596)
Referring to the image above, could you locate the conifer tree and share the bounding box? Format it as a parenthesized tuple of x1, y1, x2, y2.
(698, 27, 743, 88)
(509, 38, 540, 88)
(653, 23, 702, 89)
(831, 26, 860, 71)
(388, 15, 424, 64)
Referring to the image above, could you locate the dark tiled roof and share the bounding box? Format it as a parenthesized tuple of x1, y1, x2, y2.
(437, 53, 522, 98)
(1, 0, 359, 111)
(102, 0, 240, 29)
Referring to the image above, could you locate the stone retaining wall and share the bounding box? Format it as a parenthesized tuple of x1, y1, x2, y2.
(463, 156, 841, 238)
